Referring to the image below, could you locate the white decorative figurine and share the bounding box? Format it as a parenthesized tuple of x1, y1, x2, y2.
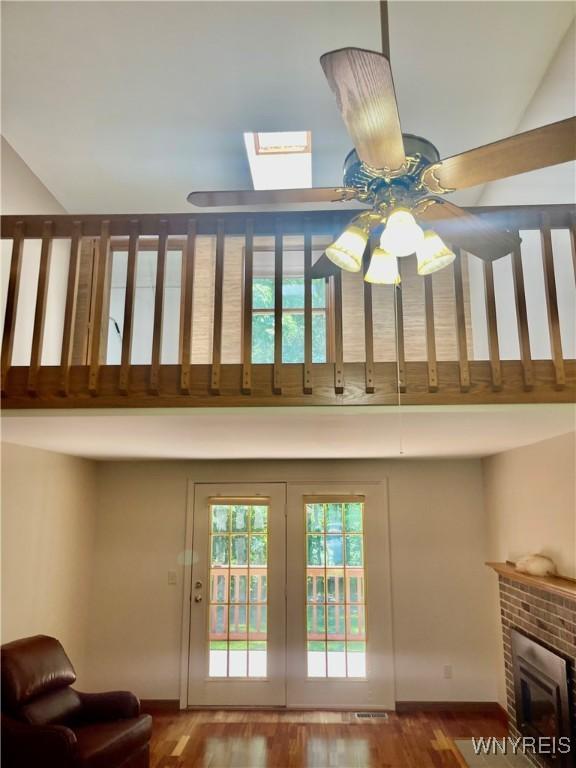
(515, 554, 557, 577)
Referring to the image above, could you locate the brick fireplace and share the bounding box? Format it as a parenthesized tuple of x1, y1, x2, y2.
(490, 563, 576, 768)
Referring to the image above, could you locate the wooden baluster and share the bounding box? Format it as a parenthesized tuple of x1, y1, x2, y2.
(180, 218, 196, 394)
(27, 221, 53, 395)
(483, 259, 502, 390)
(452, 248, 470, 392)
(303, 218, 313, 394)
(333, 269, 344, 395)
(363, 236, 375, 394)
(395, 262, 406, 393)
(540, 214, 565, 389)
(242, 219, 254, 395)
(59, 221, 82, 396)
(509, 232, 533, 390)
(118, 219, 139, 394)
(1, 220, 25, 395)
(149, 219, 168, 395)
(483, 259, 502, 391)
(273, 218, 283, 395)
(211, 219, 225, 394)
(88, 220, 110, 396)
(570, 212, 576, 281)
(424, 274, 438, 392)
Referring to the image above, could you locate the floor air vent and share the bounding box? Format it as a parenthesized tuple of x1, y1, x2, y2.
(354, 712, 389, 720)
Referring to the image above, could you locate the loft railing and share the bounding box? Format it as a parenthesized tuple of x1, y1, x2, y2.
(1, 205, 575, 408)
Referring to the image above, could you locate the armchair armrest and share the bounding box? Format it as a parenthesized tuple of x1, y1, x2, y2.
(76, 690, 141, 721)
(1, 714, 78, 768)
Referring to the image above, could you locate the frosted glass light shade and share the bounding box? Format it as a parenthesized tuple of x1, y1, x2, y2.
(364, 248, 401, 285)
(380, 208, 424, 257)
(416, 230, 456, 275)
(326, 225, 368, 272)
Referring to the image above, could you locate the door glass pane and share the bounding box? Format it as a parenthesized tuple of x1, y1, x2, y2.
(305, 498, 367, 678)
(209, 501, 269, 678)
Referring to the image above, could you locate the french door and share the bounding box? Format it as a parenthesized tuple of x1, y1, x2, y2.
(187, 483, 287, 706)
(286, 483, 395, 709)
(186, 481, 394, 709)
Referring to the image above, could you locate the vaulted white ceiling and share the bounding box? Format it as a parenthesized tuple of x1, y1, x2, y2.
(2, 1, 574, 214)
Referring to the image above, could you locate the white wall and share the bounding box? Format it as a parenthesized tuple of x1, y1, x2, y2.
(484, 430, 576, 707)
(1, 137, 70, 367)
(485, 431, 576, 578)
(1, 443, 97, 685)
(469, 22, 576, 361)
(1, 136, 67, 216)
(85, 458, 498, 704)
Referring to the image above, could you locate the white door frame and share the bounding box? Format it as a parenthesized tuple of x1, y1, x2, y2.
(179, 480, 194, 709)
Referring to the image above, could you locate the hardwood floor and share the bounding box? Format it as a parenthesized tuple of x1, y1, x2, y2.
(147, 708, 508, 768)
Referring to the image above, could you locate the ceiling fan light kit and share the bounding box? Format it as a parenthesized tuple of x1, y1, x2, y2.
(324, 222, 368, 273)
(416, 231, 456, 276)
(364, 248, 401, 286)
(378, 208, 424, 257)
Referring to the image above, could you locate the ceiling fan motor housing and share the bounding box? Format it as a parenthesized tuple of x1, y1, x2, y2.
(343, 134, 441, 209)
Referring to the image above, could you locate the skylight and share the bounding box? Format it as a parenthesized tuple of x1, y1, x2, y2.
(244, 131, 312, 190)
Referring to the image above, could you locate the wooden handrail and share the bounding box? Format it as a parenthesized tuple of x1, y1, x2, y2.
(1, 204, 574, 408)
(2, 204, 575, 239)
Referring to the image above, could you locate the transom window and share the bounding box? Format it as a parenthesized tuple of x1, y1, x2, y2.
(305, 498, 367, 678)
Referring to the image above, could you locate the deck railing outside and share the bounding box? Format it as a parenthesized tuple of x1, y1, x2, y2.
(1, 205, 575, 408)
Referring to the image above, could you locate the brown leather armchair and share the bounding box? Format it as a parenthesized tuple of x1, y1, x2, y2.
(1, 635, 152, 768)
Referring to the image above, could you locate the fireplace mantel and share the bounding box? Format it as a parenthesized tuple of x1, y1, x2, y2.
(487, 561, 576, 601)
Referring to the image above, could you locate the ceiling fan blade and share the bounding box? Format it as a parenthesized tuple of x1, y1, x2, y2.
(421, 117, 576, 193)
(415, 198, 521, 262)
(320, 47, 406, 172)
(187, 188, 357, 207)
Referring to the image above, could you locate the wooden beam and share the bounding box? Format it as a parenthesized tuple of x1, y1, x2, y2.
(483, 260, 502, 391)
(88, 220, 110, 395)
(541, 214, 565, 389)
(3, 360, 574, 409)
(1, 220, 25, 394)
(27, 221, 53, 395)
(149, 219, 168, 394)
(303, 219, 313, 395)
(452, 249, 470, 392)
(242, 219, 254, 395)
(180, 218, 196, 394)
(211, 219, 225, 394)
(59, 221, 82, 396)
(424, 274, 438, 392)
(273, 218, 283, 395)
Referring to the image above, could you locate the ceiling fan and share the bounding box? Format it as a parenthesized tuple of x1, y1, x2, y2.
(187, 7, 576, 284)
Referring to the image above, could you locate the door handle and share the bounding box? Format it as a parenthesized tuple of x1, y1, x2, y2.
(194, 594, 203, 603)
